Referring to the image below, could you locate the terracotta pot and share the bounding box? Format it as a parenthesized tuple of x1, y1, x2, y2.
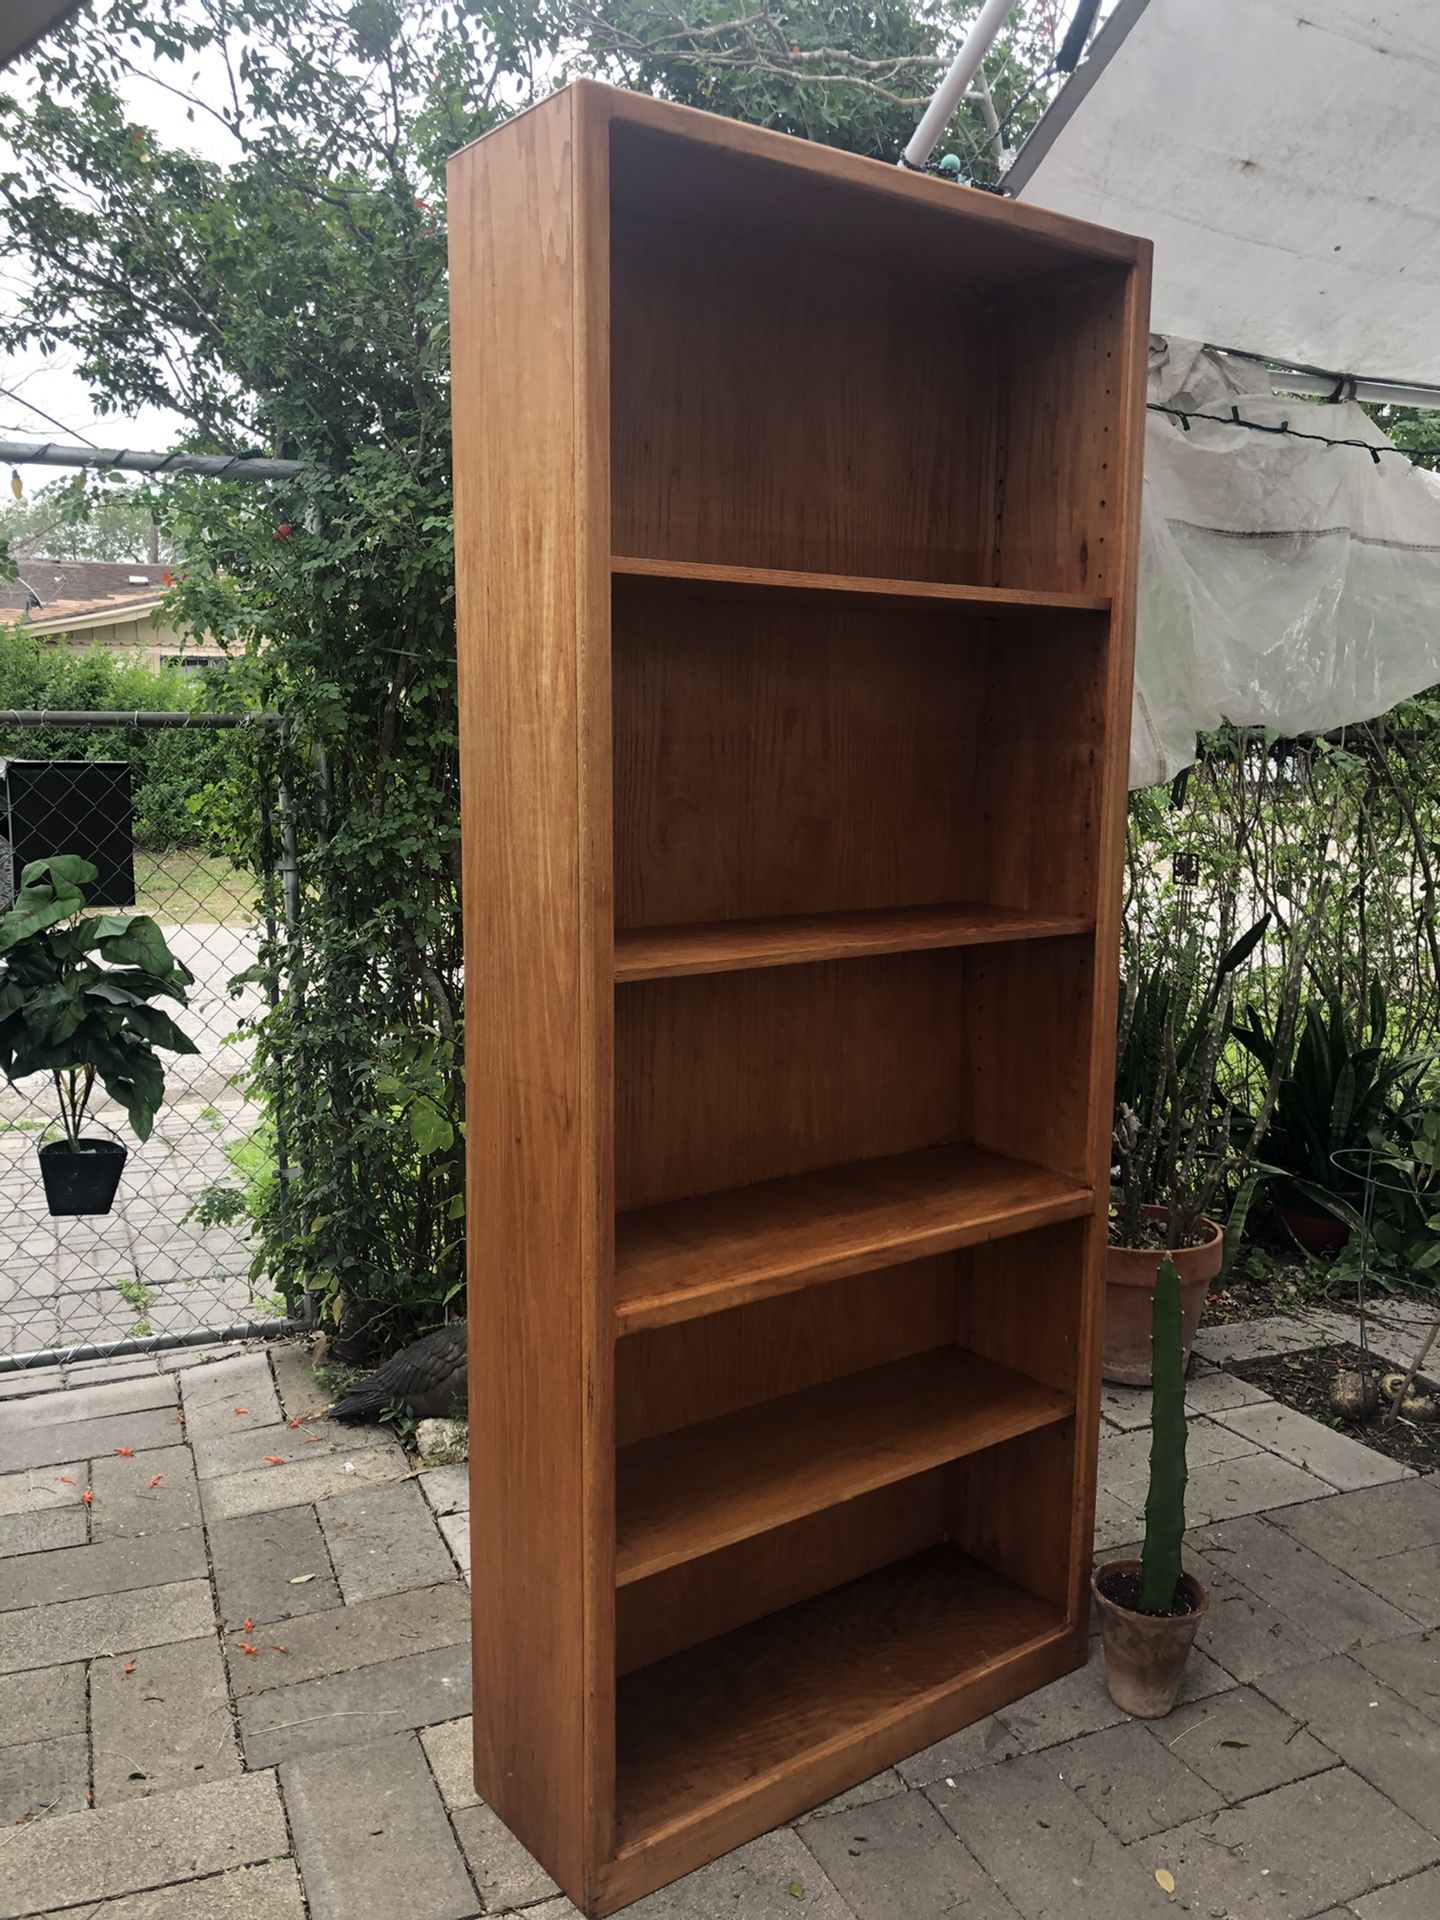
(1275, 1198, 1349, 1255)
(1103, 1207, 1222, 1386)
(1092, 1559, 1209, 1718)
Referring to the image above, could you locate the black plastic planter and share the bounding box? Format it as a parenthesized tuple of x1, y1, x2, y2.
(38, 1138, 127, 1217)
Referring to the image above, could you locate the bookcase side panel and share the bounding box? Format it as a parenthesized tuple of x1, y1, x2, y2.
(449, 88, 614, 1901)
(1065, 251, 1153, 1621)
(985, 254, 1152, 1625)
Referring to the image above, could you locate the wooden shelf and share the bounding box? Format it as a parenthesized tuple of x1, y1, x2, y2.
(455, 80, 1147, 1915)
(615, 1545, 1065, 1854)
(614, 903, 1092, 982)
(616, 1348, 1070, 1586)
(612, 554, 1112, 617)
(615, 1143, 1093, 1333)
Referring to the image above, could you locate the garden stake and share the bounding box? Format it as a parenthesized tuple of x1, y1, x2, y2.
(1383, 1311, 1440, 1429)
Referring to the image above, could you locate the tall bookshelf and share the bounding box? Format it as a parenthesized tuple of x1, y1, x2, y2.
(449, 81, 1150, 1918)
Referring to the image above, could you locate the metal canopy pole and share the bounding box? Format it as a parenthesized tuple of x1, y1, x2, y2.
(900, 0, 1021, 170)
(0, 709, 283, 729)
(1214, 352, 1440, 415)
(0, 438, 309, 481)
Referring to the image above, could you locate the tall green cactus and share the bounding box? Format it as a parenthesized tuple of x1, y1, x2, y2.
(1140, 1255, 1189, 1613)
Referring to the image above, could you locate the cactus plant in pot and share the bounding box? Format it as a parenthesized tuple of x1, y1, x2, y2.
(1093, 1256, 1209, 1717)
(0, 856, 198, 1216)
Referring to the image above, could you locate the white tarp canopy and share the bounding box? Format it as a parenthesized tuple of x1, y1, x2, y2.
(1135, 341, 1440, 786)
(1009, 0, 1440, 389)
(1002, 0, 1440, 784)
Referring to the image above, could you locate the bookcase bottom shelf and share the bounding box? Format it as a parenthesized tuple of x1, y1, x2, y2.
(614, 1545, 1066, 1858)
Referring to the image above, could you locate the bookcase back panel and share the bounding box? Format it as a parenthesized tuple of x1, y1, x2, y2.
(953, 1220, 1090, 1399)
(958, 937, 1097, 1184)
(613, 600, 1107, 928)
(947, 1420, 1078, 1613)
(617, 1471, 947, 1675)
(611, 213, 993, 583)
(616, 941, 1096, 1213)
(616, 1257, 957, 1445)
(615, 952, 967, 1209)
(989, 266, 1133, 596)
(609, 117, 1118, 298)
(957, 631, 1111, 917)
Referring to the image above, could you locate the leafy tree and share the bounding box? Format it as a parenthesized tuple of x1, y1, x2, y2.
(554, 0, 1064, 170)
(0, 0, 1065, 1348)
(0, 473, 173, 564)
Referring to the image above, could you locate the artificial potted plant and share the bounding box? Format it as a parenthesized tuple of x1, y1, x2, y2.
(1108, 921, 1273, 1383)
(0, 856, 198, 1216)
(1093, 1255, 1209, 1717)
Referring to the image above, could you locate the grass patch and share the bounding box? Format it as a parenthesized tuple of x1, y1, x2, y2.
(313, 1360, 362, 1400)
(133, 850, 253, 924)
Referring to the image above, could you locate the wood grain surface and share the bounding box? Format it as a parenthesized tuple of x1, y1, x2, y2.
(616, 1346, 1071, 1583)
(614, 1545, 1065, 1852)
(452, 76, 1149, 1916)
(616, 1144, 1092, 1331)
(614, 903, 1091, 982)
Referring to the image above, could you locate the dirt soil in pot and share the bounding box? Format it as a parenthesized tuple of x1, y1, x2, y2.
(1095, 1566, 1201, 1617)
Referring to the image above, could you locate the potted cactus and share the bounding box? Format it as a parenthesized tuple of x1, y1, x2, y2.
(0, 856, 198, 1216)
(1092, 1255, 1209, 1717)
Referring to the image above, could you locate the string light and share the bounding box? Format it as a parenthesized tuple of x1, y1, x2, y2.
(1148, 402, 1440, 464)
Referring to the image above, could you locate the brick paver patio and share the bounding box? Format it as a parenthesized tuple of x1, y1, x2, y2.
(2, 1314, 1439, 1919)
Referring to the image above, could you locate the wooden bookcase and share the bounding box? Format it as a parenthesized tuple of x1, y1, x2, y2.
(449, 81, 1150, 1917)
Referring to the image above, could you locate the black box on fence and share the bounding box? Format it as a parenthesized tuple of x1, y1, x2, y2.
(0, 760, 136, 910)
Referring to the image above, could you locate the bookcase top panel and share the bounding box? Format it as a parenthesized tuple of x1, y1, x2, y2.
(458, 79, 1148, 297)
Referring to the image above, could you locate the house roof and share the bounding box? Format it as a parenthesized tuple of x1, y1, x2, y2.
(1, 558, 170, 622)
(21, 597, 166, 639)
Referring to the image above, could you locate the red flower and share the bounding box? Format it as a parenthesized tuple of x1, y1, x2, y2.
(273, 523, 293, 540)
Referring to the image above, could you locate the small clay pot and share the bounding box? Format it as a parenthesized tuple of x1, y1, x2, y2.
(1103, 1207, 1222, 1385)
(1092, 1559, 1209, 1719)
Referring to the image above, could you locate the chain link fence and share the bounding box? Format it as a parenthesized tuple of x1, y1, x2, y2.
(0, 710, 302, 1371)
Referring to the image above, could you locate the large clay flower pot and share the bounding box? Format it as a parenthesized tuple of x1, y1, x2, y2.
(1093, 1559, 1209, 1718)
(1104, 1205, 1221, 1385)
(1275, 1197, 1349, 1255)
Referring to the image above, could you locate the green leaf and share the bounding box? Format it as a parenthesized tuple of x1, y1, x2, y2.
(408, 1099, 454, 1156)
(87, 915, 182, 975)
(1217, 916, 1270, 977)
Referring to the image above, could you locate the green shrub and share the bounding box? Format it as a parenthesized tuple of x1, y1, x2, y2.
(0, 628, 243, 850)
